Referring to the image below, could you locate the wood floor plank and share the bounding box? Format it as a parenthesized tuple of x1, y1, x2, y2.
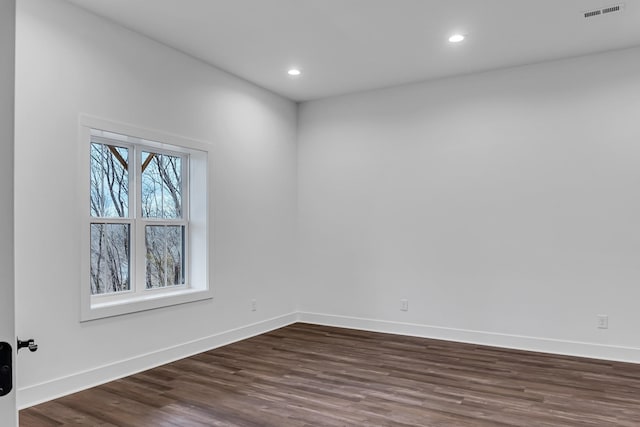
(20, 323, 640, 426)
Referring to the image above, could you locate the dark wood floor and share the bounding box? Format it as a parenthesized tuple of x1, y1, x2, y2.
(20, 323, 640, 426)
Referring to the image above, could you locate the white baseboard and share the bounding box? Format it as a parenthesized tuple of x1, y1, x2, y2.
(298, 312, 640, 364)
(17, 312, 298, 409)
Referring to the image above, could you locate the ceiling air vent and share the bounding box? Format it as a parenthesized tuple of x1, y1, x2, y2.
(583, 4, 624, 18)
(602, 5, 621, 14)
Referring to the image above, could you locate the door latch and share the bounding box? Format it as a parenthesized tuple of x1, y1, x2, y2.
(17, 338, 38, 353)
(0, 342, 12, 397)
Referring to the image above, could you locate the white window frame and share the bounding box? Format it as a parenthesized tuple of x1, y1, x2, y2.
(79, 116, 212, 321)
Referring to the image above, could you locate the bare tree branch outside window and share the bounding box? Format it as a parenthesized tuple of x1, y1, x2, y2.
(89, 142, 185, 296)
(141, 151, 184, 288)
(89, 143, 130, 294)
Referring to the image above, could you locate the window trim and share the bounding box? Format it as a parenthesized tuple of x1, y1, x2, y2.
(79, 115, 212, 322)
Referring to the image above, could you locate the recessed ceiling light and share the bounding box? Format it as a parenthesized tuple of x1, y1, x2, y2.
(448, 34, 465, 43)
(287, 68, 302, 76)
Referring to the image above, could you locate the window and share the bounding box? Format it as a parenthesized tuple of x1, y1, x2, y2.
(80, 117, 211, 321)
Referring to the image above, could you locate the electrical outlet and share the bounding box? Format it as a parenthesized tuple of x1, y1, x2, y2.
(251, 299, 257, 312)
(597, 314, 608, 329)
(400, 299, 409, 312)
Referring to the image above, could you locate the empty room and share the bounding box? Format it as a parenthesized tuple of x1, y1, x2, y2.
(2, 0, 640, 425)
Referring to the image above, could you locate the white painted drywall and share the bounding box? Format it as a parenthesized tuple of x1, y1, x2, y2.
(0, 0, 16, 425)
(298, 47, 640, 359)
(15, 0, 297, 406)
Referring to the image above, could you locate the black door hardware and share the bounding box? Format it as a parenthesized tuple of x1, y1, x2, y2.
(17, 338, 38, 353)
(0, 342, 12, 396)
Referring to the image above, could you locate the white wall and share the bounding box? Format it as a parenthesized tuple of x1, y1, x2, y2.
(15, 0, 297, 407)
(298, 47, 640, 361)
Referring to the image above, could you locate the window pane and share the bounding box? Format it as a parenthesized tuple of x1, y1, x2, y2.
(145, 225, 185, 289)
(90, 143, 129, 218)
(90, 223, 130, 295)
(141, 152, 182, 219)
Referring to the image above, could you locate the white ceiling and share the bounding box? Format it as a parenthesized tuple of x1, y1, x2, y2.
(66, 0, 640, 102)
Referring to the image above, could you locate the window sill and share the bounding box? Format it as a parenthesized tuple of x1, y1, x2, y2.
(81, 287, 213, 322)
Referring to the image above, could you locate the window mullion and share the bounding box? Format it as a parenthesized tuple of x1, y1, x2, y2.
(134, 145, 146, 297)
(129, 143, 136, 297)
